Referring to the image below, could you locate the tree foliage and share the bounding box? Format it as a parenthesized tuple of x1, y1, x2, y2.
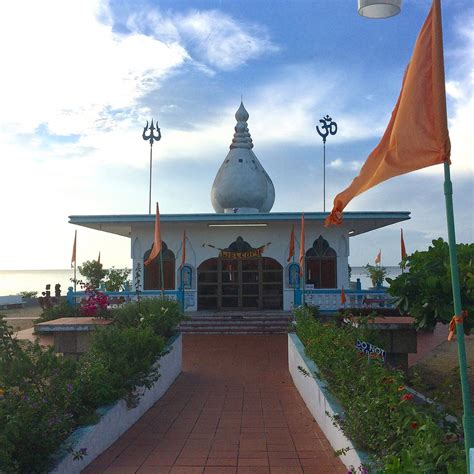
(78, 260, 107, 289)
(105, 267, 131, 291)
(78, 261, 130, 291)
(387, 238, 473, 333)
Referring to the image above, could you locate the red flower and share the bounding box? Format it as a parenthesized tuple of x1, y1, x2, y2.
(410, 422, 418, 429)
(401, 393, 414, 401)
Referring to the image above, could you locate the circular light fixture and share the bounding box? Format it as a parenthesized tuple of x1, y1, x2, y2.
(358, 0, 402, 19)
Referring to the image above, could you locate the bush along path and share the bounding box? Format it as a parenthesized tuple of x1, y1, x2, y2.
(0, 297, 184, 473)
(294, 307, 466, 473)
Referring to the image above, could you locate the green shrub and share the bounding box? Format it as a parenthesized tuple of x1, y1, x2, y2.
(19, 291, 37, 299)
(387, 238, 474, 333)
(294, 306, 465, 472)
(38, 301, 81, 322)
(83, 326, 165, 403)
(111, 298, 185, 338)
(0, 305, 172, 472)
(365, 264, 387, 288)
(0, 317, 78, 473)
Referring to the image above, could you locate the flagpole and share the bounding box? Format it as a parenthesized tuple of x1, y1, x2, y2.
(443, 161, 474, 463)
(160, 252, 165, 298)
(74, 262, 76, 293)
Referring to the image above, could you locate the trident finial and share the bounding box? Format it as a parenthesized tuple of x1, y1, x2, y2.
(143, 118, 162, 214)
(143, 118, 161, 146)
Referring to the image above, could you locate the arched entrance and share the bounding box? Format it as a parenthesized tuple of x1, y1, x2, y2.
(143, 242, 176, 290)
(198, 256, 283, 310)
(305, 236, 337, 288)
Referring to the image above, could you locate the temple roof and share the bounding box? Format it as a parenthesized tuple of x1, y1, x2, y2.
(69, 211, 411, 238)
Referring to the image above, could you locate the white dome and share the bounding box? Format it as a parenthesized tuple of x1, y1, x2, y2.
(211, 102, 275, 213)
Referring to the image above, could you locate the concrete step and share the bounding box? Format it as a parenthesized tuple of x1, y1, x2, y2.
(180, 312, 292, 334)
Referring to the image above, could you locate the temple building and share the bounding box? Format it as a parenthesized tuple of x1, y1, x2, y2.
(69, 102, 409, 312)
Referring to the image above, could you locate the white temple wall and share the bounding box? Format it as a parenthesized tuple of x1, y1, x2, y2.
(130, 220, 350, 311)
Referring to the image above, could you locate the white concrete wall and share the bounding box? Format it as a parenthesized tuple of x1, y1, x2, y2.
(288, 333, 368, 470)
(131, 220, 350, 311)
(52, 334, 182, 474)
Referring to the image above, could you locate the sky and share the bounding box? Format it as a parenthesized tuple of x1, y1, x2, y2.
(0, 0, 472, 270)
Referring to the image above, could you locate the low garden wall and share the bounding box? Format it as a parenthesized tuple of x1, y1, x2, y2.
(288, 332, 368, 470)
(52, 333, 182, 474)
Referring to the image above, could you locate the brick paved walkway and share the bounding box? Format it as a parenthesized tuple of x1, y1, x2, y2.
(83, 335, 346, 474)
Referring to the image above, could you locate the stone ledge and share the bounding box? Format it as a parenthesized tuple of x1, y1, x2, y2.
(288, 333, 369, 470)
(51, 333, 182, 474)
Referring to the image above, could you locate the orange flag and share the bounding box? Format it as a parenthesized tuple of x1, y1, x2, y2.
(325, 0, 450, 227)
(71, 230, 77, 268)
(145, 203, 162, 266)
(287, 225, 295, 262)
(299, 213, 305, 277)
(341, 286, 346, 305)
(375, 249, 381, 265)
(401, 229, 407, 260)
(181, 230, 186, 267)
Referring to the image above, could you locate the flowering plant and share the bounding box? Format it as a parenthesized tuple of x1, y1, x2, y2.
(79, 282, 109, 317)
(294, 306, 465, 473)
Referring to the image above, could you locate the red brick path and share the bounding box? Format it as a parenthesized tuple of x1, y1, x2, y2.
(83, 335, 347, 474)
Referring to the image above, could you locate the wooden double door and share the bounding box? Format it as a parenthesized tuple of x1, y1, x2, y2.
(198, 257, 283, 310)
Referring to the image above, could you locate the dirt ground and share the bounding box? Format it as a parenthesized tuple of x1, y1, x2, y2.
(0, 305, 43, 331)
(408, 335, 474, 417)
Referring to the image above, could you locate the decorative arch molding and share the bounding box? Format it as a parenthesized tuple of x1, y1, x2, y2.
(285, 262, 301, 288)
(180, 264, 196, 290)
(143, 241, 176, 290)
(305, 235, 337, 288)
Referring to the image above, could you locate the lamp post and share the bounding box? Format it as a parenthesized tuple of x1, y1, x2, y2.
(316, 115, 337, 212)
(358, 0, 402, 19)
(142, 119, 161, 214)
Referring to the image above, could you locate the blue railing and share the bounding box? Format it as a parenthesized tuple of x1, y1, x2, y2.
(66, 287, 184, 308)
(67, 287, 393, 312)
(295, 288, 394, 312)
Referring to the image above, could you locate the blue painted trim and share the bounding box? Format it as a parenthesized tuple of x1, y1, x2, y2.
(69, 211, 410, 224)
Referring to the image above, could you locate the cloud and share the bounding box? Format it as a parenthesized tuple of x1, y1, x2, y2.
(328, 158, 362, 171)
(0, 0, 187, 137)
(126, 9, 278, 71)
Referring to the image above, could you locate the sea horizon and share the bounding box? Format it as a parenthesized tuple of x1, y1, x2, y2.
(0, 266, 403, 297)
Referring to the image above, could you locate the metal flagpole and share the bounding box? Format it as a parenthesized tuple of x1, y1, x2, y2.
(443, 161, 474, 466)
(142, 119, 162, 214)
(316, 115, 338, 212)
(160, 252, 165, 298)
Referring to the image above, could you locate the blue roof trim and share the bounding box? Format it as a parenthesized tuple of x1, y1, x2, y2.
(69, 211, 410, 224)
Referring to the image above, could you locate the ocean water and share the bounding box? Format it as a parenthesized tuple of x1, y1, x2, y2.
(351, 266, 402, 290)
(0, 269, 75, 296)
(0, 266, 403, 297)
